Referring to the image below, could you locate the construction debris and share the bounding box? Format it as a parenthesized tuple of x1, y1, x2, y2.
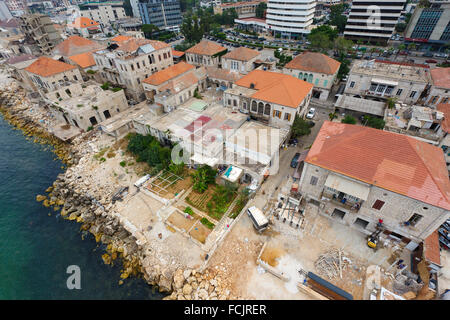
(314, 248, 349, 280)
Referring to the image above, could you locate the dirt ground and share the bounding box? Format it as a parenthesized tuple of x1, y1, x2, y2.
(189, 221, 213, 244)
(167, 210, 197, 232)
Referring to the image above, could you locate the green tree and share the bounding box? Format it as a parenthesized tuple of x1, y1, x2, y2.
(291, 115, 311, 137)
(255, 2, 267, 18)
(341, 115, 357, 124)
(309, 25, 338, 42)
(334, 37, 353, 56)
(329, 4, 347, 33)
(191, 165, 217, 193)
(395, 23, 407, 33)
(142, 24, 159, 39)
(386, 97, 397, 109)
(362, 116, 385, 129)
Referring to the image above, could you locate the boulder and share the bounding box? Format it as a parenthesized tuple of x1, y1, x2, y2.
(173, 268, 185, 290)
(158, 275, 172, 293)
(36, 195, 46, 202)
(182, 283, 193, 296)
(198, 288, 208, 300)
(183, 269, 192, 280)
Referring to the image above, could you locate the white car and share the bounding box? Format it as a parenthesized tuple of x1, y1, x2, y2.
(306, 108, 316, 119)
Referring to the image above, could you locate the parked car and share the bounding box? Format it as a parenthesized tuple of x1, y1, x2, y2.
(425, 59, 437, 63)
(435, 52, 449, 58)
(399, 51, 408, 55)
(290, 152, 301, 168)
(306, 107, 316, 119)
(423, 52, 434, 57)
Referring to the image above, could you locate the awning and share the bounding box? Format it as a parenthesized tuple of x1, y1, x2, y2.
(324, 174, 370, 201)
(371, 78, 398, 86)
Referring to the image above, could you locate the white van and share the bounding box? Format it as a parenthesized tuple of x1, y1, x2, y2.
(247, 206, 269, 232)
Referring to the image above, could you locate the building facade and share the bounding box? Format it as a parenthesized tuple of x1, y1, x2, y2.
(283, 51, 341, 101)
(300, 121, 450, 245)
(427, 67, 450, 107)
(185, 40, 227, 68)
(344, 0, 407, 44)
(266, 0, 316, 39)
(93, 37, 173, 101)
(79, 3, 128, 26)
(19, 14, 63, 55)
(404, 1, 450, 50)
(213, 1, 263, 18)
(221, 46, 261, 74)
(138, 0, 182, 32)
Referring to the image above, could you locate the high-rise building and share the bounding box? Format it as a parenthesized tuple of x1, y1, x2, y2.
(344, 0, 407, 44)
(0, 1, 13, 20)
(404, 1, 450, 50)
(266, 0, 316, 39)
(4, 0, 25, 16)
(78, 2, 127, 26)
(138, 0, 182, 32)
(130, 0, 140, 17)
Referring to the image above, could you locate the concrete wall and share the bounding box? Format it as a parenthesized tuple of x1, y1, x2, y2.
(222, 55, 260, 74)
(27, 68, 83, 95)
(299, 162, 450, 243)
(185, 53, 221, 67)
(426, 86, 450, 107)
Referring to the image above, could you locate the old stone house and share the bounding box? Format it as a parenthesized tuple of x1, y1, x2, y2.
(221, 46, 261, 74)
(185, 40, 226, 68)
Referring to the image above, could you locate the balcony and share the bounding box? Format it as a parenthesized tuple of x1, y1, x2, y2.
(365, 89, 393, 98)
(321, 190, 363, 213)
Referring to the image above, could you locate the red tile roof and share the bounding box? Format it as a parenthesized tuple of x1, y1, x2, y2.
(437, 103, 450, 133)
(306, 121, 450, 210)
(25, 56, 76, 77)
(171, 49, 185, 57)
(185, 40, 226, 56)
(223, 46, 260, 62)
(68, 17, 100, 29)
(111, 35, 132, 42)
(68, 51, 96, 69)
(52, 35, 103, 57)
(424, 230, 441, 266)
(117, 38, 169, 53)
(431, 67, 450, 89)
(285, 51, 341, 75)
(234, 70, 313, 108)
(143, 62, 195, 86)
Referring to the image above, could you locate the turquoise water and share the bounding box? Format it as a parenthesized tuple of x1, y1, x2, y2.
(0, 116, 163, 299)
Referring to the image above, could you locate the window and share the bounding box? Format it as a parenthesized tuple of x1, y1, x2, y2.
(350, 81, 355, 88)
(284, 113, 291, 121)
(131, 64, 134, 71)
(310, 176, 318, 185)
(443, 97, 449, 104)
(323, 80, 328, 87)
(137, 62, 140, 69)
(73, 75, 78, 81)
(396, 89, 403, 96)
(372, 200, 385, 210)
(409, 91, 417, 98)
(407, 213, 423, 226)
(273, 110, 281, 118)
(142, 60, 145, 67)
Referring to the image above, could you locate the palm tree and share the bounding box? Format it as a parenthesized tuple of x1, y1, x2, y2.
(396, 43, 406, 60)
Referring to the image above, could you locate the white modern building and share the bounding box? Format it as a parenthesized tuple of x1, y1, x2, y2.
(266, 0, 315, 39)
(344, 0, 407, 44)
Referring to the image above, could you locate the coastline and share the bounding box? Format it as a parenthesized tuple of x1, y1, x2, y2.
(0, 69, 238, 300)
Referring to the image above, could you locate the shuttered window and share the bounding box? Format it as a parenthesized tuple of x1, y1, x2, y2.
(372, 200, 385, 210)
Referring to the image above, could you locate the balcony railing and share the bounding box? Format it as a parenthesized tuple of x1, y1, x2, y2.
(321, 191, 363, 212)
(365, 90, 393, 98)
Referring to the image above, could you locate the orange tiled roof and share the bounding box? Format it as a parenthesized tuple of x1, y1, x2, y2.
(25, 56, 76, 77)
(285, 51, 341, 75)
(68, 51, 96, 69)
(234, 70, 313, 108)
(437, 103, 450, 133)
(172, 49, 185, 57)
(159, 72, 199, 94)
(431, 67, 450, 89)
(305, 121, 450, 210)
(68, 17, 100, 29)
(117, 38, 169, 53)
(52, 35, 103, 57)
(111, 35, 132, 42)
(424, 230, 441, 266)
(185, 40, 226, 56)
(222, 46, 260, 62)
(143, 62, 195, 86)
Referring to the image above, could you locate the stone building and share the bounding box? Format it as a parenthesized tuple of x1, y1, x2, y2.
(437, 103, 450, 175)
(213, 1, 265, 19)
(223, 70, 313, 129)
(67, 17, 101, 38)
(221, 46, 261, 75)
(299, 121, 450, 246)
(45, 81, 129, 131)
(6, 54, 37, 90)
(24, 56, 83, 97)
(78, 2, 127, 27)
(19, 14, 62, 55)
(427, 68, 450, 107)
(93, 37, 173, 101)
(283, 51, 341, 100)
(185, 40, 226, 68)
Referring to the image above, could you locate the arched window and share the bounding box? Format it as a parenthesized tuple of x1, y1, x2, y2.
(308, 74, 313, 83)
(258, 102, 264, 114)
(323, 80, 328, 87)
(315, 79, 319, 85)
(264, 103, 271, 115)
(298, 72, 303, 79)
(251, 101, 257, 112)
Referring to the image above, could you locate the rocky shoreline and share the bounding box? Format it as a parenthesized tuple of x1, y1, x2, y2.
(0, 71, 236, 300)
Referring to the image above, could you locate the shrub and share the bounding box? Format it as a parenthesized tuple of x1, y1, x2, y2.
(291, 115, 311, 137)
(184, 206, 194, 216)
(87, 126, 93, 131)
(341, 115, 357, 124)
(191, 165, 217, 193)
(101, 82, 110, 90)
(86, 69, 96, 74)
(111, 87, 122, 92)
(363, 115, 385, 130)
(200, 217, 214, 229)
(119, 161, 126, 167)
(99, 157, 106, 162)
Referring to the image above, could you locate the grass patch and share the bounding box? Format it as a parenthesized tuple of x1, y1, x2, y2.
(119, 161, 126, 167)
(106, 151, 116, 158)
(200, 217, 214, 230)
(94, 147, 109, 161)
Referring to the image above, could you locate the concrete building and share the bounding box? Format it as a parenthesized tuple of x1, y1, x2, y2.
(6, 54, 37, 89)
(45, 81, 129, 131)
(437, 103, 450, 175)
(223, 70, 313, 129)
(234, 17, 268, 34)
(266, 0, 315, 39)
(185, 40, 227, 68)
(24, 56, 83, 97)
(338, 59, 432, 117)
(427, 67, 450, 107)
(213, 1, 264, 18)
(19, 14, 63, 55)
(4, 0, 25, 17)
(0, 1, 12, 21)
(138, 0, 182, 32)
(93, 37, 173, 101)
(142, 61, 206, 104)
(221, 46, 261, 74)
(67, 17, 101, 38)
(130, 0, 140, 17)
(299, 121, 450, 245)
(79, 2, 127, 26)
(344, 0, 407, 44)
(283, 51, 341, 100)
(404, 1, 450, 51)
